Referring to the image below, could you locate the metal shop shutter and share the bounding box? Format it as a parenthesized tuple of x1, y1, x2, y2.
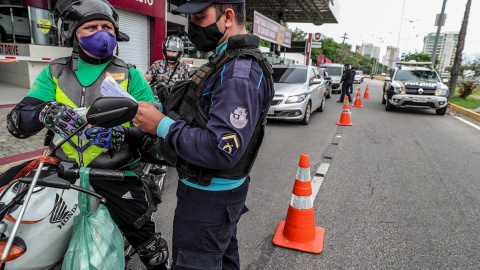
(116, 9, 150, 74)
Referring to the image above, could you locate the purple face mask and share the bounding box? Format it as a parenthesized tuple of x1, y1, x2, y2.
(78, 30, 117, 59)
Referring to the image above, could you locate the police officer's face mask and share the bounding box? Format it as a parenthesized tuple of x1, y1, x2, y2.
(188, 11, 227, 52)
(77, 30, 117, 59)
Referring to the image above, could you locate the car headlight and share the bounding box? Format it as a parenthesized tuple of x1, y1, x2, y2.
(333, 79, 340, 83)
(286, 94, 307, 104)
(435, 87, 449, 96)
(393, 84, 405, 94)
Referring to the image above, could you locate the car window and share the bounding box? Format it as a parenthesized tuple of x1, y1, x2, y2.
(272, 68, 308, 84)
(11, 7, 28, 18)
(394, 70, 439, 82)
(322, 66, 342, 76)
(355, 71, 362, 75)
(0, 7, 10, 16)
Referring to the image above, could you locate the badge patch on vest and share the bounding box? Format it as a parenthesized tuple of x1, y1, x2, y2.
(106, 72, 125, 81)
(230, 107, 248, 129)
(218, 133, 240, 156)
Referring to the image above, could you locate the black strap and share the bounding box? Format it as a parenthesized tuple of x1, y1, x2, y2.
(168, 62, 179, 82)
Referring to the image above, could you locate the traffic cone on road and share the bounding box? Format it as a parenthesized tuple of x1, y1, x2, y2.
(353, 88, 363, 108)
(337, 97, 353, 126)
(363, 84, 371, 99)
(273, 153, 325, 254)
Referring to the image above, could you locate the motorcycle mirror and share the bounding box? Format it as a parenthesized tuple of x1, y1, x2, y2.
(86, 97, 138, 128)
(0, 236, 26, 262)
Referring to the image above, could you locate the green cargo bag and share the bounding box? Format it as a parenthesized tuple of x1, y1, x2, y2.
(62, 167, 125, 270)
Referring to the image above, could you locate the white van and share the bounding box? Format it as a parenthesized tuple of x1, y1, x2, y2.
(0, 5, 30, 42)
(319, 63, 344, 94)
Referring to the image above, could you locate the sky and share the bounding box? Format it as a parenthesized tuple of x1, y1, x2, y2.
(288, 0, 480, 62)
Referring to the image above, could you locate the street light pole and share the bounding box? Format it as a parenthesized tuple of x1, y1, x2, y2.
(431, 0, 448, 65)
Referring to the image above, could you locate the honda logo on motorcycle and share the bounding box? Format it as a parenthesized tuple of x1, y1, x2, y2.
(50, 194, 78, 229)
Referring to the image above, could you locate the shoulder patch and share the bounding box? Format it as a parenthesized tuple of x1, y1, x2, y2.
(232, 57, 252, 80)
(218, 133, 240, 156)
(230, 106, 248, 129)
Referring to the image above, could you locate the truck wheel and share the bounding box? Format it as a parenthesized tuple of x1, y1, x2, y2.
(436, 107, 447, 115)
(385, 99, 394, 111)
(0, 27, 6, 42)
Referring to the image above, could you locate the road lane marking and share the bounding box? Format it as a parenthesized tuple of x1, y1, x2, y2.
(312, 163, 329, 202)
(453, 116, 480, 131)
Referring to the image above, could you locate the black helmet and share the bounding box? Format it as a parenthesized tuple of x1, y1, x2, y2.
(162, 35, 184, 64)
(54, 0, 129, 46)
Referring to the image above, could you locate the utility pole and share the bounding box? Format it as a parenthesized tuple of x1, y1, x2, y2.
(338, 33, 349, 64)
(449, 0, 471, 98)
(431, 0, 447, 66)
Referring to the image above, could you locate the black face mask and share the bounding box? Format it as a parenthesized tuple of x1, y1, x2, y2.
(188, 12, 226, 52)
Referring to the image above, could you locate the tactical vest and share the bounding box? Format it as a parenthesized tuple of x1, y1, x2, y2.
(49, 56, 136, 169)
(161, 34, 275, 186)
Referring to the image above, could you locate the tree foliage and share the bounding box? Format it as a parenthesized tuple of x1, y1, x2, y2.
(292, 27, 308, 41)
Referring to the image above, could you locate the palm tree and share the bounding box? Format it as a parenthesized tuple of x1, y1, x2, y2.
(449, 0, 472, 98)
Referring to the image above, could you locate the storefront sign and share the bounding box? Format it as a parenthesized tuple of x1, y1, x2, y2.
(253, 11, 292, 48)
(109, 0, 165, 19)
(0, 44, 19, 56)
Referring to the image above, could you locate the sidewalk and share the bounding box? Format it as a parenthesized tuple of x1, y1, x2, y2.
(0, 82, 30, 105)
(0, 83, 47, 174)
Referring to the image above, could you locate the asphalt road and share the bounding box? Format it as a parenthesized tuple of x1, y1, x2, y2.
(128, 78, 480, 269)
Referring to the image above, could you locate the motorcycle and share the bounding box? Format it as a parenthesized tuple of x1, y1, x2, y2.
(0, 97, 141, 269)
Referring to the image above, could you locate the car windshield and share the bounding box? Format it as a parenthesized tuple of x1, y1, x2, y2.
(272, 68, 307, 83)
(322, 66, 342, 76)
(395, 70, 439, 82)
(355, 71, 362, 75)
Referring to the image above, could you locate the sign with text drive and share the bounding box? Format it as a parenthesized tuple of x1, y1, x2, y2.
(253, 11, 292, 48)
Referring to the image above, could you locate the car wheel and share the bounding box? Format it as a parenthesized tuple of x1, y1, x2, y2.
(300, 102, 311, 125)
(436, 107, 447, 115)
(317, 95, 325, 112)
(381, 92, 386, 104)
(385, 98, 394, 111)
(326, 88, 331, 98)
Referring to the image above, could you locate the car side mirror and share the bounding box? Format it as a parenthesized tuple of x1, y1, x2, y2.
(385, 77, 391, 82)
(311, 78, 322, 85)
(87, 97, 138, 128)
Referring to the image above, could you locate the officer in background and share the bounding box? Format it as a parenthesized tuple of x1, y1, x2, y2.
(132, 0, 274, 268)
(350, 66, 356, 94)
(338, 63, 354, 103)
(5, 0, 168, 269)
(144, 35, 192, 96)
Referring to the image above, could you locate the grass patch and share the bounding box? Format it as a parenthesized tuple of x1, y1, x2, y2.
(449, 97, 480, 109)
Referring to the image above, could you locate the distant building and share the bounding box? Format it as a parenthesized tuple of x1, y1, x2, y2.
(361, 43, 374, 59)
(422, 31, 459, 71)
(384, 46, 399, 70)
(355, 45, 362, 54)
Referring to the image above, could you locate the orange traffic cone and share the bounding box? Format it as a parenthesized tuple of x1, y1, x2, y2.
(337, 97, 353, 126)
(353, 88, 363, 107)
(363, 84, 371, 99)
(273, 153, 325, 254)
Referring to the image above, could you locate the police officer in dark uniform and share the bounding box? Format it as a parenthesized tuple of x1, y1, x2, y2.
(5, 0, 168, 269)
(132, 0, 274, 269)
(338, 63, 354, 103)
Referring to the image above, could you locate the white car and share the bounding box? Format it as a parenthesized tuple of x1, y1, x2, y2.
(0, 5, 30, 42)
(267, 65, 328, 125)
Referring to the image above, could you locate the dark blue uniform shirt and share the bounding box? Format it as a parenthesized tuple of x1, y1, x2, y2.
(156, 41, 271, 191)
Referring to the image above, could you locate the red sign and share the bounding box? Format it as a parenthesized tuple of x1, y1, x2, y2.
(24, 0, 50, 10)
(305, 33, 312, 65)
(314, 33, 322, 41)
(109, 0, 165, 19)
(253, 11, 292, 48)
(0, 44, 19, 56)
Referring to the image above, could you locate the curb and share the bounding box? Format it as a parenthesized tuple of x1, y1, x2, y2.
(448, 103, 480, 122)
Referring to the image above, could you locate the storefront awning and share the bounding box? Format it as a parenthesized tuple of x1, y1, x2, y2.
(246, 0, 339, 25)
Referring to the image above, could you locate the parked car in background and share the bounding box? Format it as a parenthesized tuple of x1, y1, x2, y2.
(0, 5, 30, 42)
(354, 70, 364, 83)
(318, 63, 344, 94)
(268, 65, 328, 125)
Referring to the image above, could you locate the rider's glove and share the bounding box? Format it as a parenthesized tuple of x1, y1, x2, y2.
(37, 102, 86, 138)
(85, 126, 125, 151)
